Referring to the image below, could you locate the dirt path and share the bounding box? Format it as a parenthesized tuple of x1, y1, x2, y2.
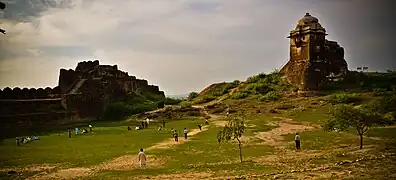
(146, 125, 209, 151)
(254, 117, 317, 148)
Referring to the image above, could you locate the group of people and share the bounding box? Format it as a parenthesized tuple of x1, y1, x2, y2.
(68, 124, 93, 138)
(169, 128, 189, 142)
(15, 135, 39, 146)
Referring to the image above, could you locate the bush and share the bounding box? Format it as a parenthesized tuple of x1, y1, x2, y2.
(231, 92, 249, 99)
(246, 73, 267, 83)
(103, 102, 157, 120)
(164, 97, 182, 105)
(327, 93, 360, 104)
(193, 95, 216, 104)
(259, 91, 280, 101)
(246, 83, 272, 94)
(188, 92, 199, 100)
(157, 101, 165, 108)
(180, 101, 193, 108)
(142, 92, 165, 102)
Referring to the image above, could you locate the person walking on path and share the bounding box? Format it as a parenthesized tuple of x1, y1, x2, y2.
(295, 133, 301, 150)
(183, 128, 188, 140)
(138, 148, 147, 168)
(198, 124, 202, 131)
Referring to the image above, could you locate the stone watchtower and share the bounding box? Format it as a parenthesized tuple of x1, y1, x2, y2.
(281, 13, 348, 90)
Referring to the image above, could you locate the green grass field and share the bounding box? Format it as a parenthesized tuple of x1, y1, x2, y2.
(1, 101, 396, 179)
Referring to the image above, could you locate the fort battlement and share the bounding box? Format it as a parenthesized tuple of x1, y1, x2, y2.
(0, 60, 164, 139)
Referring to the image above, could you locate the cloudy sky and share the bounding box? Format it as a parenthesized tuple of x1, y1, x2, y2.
(0, 0, 394, 95)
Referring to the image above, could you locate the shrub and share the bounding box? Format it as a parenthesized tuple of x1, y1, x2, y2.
(246, 73, 267, 83)
(231, 92, 249, 99)
(193, 95, 216, 104)
(103, 102, 157, 120)
(157, 101, 165, 108)
(246, 83, 272, 94)
(188, 92, 199, 100)
(142, 92, 165, 102)
(327, 93, 360, 104)
(180, 101, 193, 108)
(259, 91, 280, 101)
(164, 97, 182, 105)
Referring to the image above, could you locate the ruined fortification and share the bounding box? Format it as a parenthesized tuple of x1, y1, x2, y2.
(0, 60, 164, 138)
(280, 13, 348, 90)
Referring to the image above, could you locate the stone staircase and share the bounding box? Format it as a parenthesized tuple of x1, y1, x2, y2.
(68, 79, 86, 94)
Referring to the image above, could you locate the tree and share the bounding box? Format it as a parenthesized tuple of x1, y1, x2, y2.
(188, 92, 199, 100)
(324, 104, 394, 149)
(217, 115, 246, 163)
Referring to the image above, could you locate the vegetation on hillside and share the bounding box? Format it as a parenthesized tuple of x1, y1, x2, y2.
(231, 71, 293, 101)
(103, 92, 166, 120)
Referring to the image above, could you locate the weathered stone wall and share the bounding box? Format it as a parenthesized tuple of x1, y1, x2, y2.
(64, 93, 105, 118)
(75, 60, 99, 72)
(59, 69, 79, 93)
(0, 87, 60, 99)
(0, 99, 65, 116)
(0, 111, 79, 140)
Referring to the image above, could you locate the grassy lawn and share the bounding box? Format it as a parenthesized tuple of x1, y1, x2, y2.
(1, 109, 395, 179)
(0, 119, 202, 168)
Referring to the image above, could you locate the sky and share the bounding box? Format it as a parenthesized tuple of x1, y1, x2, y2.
(0, 0, 395, 95)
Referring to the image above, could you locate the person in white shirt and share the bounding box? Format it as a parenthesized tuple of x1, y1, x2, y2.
(89, 124, 93, 132)
(183, 128, 188, 140)
(295, 133, 301, 150)
(138, 148, 147, 168)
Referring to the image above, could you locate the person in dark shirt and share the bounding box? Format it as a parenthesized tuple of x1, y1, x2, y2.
(174, 130, 178, 142)
(68, 128, 71, 138)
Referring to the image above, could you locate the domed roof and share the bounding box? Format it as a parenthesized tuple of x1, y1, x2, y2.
(292, 13, 325, 33)
(298, 13, 319, 25)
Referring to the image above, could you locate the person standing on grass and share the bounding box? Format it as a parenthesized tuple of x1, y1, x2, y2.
(184, 128, 188, 140)
(89, 124, 93, 132)
(146, 117, 150, 127)
(174, 130, 179, 142)
(68, 128, 71, 138)
(295, 133, 301, 150)
(75, 127, 79, 136)
(198, 124, 202, 131)
(138, 148, 147, 168)
(162, 119, 165, 128)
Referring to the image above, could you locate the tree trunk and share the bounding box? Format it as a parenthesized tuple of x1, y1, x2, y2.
(359, 133, 363, 149)
(237, 138, 243, 163)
